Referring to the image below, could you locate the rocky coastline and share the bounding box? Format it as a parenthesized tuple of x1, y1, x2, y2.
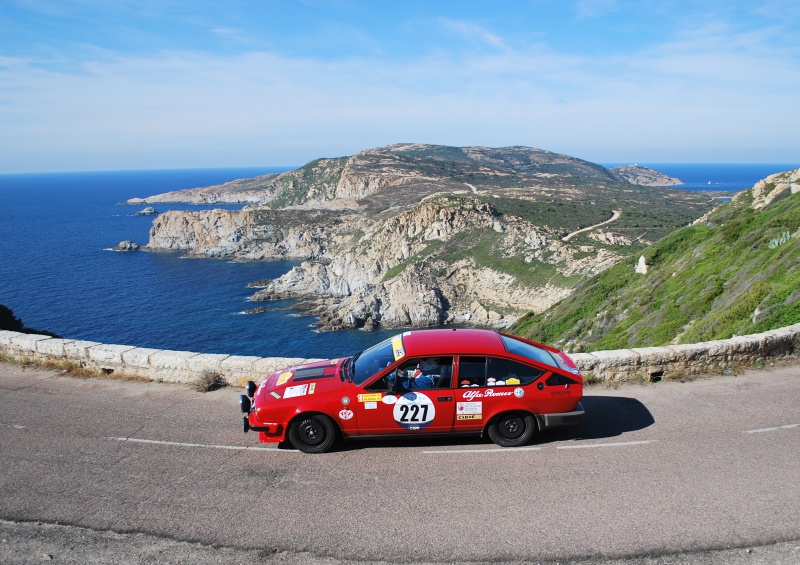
(124, 144, 717, 332)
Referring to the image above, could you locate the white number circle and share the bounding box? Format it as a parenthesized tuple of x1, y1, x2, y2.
(393, 392, 436, 430)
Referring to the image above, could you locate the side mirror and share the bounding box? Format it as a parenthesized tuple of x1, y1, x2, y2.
(246, 380, 257, 398)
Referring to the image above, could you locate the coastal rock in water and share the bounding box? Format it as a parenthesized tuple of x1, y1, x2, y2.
(115, 240, 140, 252)
(309, 265, 449, 330)
(134, 206, 159, 216)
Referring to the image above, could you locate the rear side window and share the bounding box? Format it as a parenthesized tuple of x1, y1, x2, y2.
(457, 356, 543, 387)
(500, 334, 569, 371)
(545, 373, 581, 386)
(458, 357, 486, 387)
(488, 358, 543, 386)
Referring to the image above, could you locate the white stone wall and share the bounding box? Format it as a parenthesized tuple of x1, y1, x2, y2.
(570, 323, 800, 382)
(2, 324, 799, 385)
(0, 331, 316, 387)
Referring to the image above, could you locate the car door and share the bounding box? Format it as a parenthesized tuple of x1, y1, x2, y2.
(453, 356, 546, 432)
(353, 356, 456, 435)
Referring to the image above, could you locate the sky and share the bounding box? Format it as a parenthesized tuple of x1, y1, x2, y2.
(1, 0, 799, 173)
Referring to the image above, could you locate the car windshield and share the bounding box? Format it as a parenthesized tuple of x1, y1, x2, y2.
(500, 334, 568, 371)
(351, 337, 398, 385)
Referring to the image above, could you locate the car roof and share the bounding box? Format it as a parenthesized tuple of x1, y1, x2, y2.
(401, 328, 507, 357)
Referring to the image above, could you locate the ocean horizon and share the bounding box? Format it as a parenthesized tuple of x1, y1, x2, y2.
(2, 162, 798, 359)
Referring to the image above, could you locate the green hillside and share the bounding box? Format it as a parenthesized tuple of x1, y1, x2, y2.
(511, 169, 800, 352)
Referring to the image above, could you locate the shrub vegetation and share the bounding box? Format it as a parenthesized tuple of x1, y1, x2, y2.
(511, 178, 800, 352)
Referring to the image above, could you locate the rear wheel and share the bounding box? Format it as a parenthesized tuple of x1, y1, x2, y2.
(487, 412, 535, 447)
(288, 414, 337, 453)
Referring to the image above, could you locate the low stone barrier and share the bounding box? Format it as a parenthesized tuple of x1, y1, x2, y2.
(570, 323, 800, 382)
(0, 331, 316, 387)
(1, 324, 798, 386)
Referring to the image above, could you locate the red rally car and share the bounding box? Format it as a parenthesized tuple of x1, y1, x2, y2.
(240, 328, 584, 453)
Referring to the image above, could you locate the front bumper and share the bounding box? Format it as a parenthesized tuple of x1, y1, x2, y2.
(241, 390, 286, 442)
(245, 413, 286, 442)
(535, 402, 585, 430)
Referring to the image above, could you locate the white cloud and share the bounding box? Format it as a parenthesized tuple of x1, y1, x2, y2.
(574, 0, 621, 20)
(1, 7, 799, 172)
(437, 19, 510, 51)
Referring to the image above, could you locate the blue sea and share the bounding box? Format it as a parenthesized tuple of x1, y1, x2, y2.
(603, 162, 797, 192)
(1, 163, 797, 359)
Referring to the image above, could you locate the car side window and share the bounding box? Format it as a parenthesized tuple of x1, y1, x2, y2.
(458, 357, 487, 387)
(366, 357, 453, 391)
(486, 358, 544, 386)
(365, 374, 392, 392)
(458, 357, 544, 387)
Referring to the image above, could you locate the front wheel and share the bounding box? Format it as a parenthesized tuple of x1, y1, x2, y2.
(487, 412, 536, 447)
(288, 414, 337, 454)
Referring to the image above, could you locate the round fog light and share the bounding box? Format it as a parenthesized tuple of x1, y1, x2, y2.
(240, 394, 252, 413)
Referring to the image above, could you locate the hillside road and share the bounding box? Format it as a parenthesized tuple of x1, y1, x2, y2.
(0, 361, 798, 564)
(561, 209, 622, 241)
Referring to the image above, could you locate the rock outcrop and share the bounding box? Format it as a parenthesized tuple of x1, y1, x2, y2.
(745, 168, 800, 210)
(144, 209, 328, 260)
(245, 195, 629, 329)
(114, 240, 140, 252)
(590, 230, 633, 246)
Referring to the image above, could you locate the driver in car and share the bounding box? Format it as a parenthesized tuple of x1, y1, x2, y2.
(389, 358, 440, 390)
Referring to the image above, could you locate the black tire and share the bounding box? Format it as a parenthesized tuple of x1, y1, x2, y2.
(487, 412, 536, 447)
(288, 414, 337, 454)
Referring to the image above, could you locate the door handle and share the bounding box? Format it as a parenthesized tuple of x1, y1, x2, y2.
(437, 396, 453, 402)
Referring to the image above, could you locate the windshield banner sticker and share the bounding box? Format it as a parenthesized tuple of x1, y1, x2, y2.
(391, 336, 405, 360)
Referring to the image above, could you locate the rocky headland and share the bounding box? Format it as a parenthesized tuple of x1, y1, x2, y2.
(610, 164, 682, 186)
(129, 144, 720, 331)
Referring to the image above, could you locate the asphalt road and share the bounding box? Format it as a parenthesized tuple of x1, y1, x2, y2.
(1, 361, 798, 564)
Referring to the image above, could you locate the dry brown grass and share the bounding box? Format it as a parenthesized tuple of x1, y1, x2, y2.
(188, 371, 227, 392)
